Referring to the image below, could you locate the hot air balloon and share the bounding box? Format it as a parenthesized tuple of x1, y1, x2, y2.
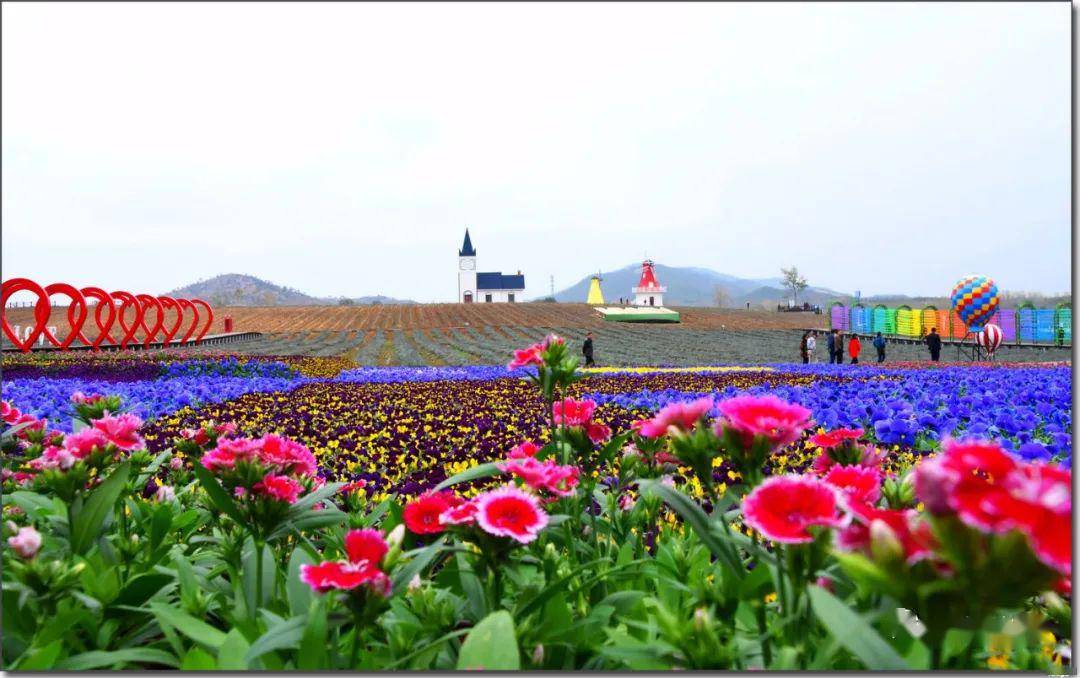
(950, 274, 1000, 333)
(977, 323, 1003, 356)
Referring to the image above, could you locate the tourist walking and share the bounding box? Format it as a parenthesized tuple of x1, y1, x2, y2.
(873, 332, 887, 363)
(806, 332, 817, 362)
(800, 331, 810, 364)
(582, 331, 596, 366)
(834, 330, 845, 364)
(848, 335, 861, 364)
(826, 330, 837, 364)
(925, 327, 942, 362)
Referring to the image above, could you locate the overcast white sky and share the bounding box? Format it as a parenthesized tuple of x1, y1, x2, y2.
(2, 2, 1069, 302)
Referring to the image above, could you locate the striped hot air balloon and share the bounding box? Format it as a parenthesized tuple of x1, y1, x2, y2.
(977, 323, 1003, 354)
(950, 274, 1000, 333)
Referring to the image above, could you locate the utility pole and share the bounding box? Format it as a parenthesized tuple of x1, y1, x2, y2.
(549, 275, 555, 299)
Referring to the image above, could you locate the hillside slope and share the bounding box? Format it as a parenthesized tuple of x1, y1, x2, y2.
(553, 263, 843, 307)
(164, 274, 414, 306)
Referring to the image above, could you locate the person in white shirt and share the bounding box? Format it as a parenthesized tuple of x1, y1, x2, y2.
(806, 333, 817, 363)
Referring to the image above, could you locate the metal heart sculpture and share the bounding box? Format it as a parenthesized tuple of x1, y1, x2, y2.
(81, 287, 118, 349)
(2, 278, 50, 352)
(112, 291, 143, 350)
(41, 283, 88, 350)
(157, 297, 184, 346)
(2, 278, 217, 352)
(177, 298, 200, 345)
(191, 298, 214, 344)
(136, 294, 165, 349)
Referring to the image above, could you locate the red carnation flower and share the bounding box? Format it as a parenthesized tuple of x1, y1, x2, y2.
(916, 440, 1072, 576)
(717, 396, 812, 448)
(344, 527, 389, 567)
(742, 475, 843, 544)
(837, 502, 936, 564)
(585, 422, 612, 444)
(300, 528, 390, 595)
(809, 428, 864, 449)
(404, 492, 454, 534)
(824, 465, 882, 506)
(475, 485, 550, 543)
(552, 398, 597, 427)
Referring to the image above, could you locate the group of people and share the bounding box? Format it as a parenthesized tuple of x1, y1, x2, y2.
(799, 327, 944, 364)
(799, 329, 880, 364)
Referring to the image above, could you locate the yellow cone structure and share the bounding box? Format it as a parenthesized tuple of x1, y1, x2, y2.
(586, 275, 605, 305)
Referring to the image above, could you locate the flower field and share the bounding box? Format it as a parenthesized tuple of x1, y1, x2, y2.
(0, 342, 1072, 670)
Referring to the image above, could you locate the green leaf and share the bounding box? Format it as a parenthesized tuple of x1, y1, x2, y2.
(242, 538, 275, 610)
(55, 648, 179, 669)
(150, 602, 227, 650)
(285, 548, 314, 617)
(297, 598, 328, 670)
(14, 640, 63, 670)
(217, 629, 252, 670)
(244, 615, 308, 664)
(455, 552, 487, 621)
(6, 491, 55, 520)
(386, 628, 471, 669)
(391, 537, 446, 594)
(113, 573, 172, 608)
(180, 647, 218, 670)
(638, 478, 744, 579)
(149, 503, 173, 551)
(192, 463, 246, 525)
(808, 585, 909, 670)
(432, 462, 504, 492)
(70, 461, 131, 554)
(456, 610, 520, 670)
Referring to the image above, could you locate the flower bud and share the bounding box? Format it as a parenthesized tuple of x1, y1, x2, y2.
(382, 523, 406, 569)
(408, 574, 423, 592)
(532, 644, 544, 665)
(815, 576, 834, 592)
(869, 520, 903, 563)
(693, 607, 710, 632)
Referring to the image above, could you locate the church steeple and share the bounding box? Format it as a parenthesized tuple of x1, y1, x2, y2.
(459, 228, 477, 257)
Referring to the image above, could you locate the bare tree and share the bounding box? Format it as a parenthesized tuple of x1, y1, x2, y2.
(781, 266, 809, 304)
(713, 285, 731, 308)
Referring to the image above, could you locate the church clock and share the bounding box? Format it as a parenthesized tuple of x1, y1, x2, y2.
(460, 258, 475, 270)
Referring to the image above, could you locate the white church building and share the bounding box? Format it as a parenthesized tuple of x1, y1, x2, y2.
(457, 229, 526, 303)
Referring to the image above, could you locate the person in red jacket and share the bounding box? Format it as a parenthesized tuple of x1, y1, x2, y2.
(848, 335, 862, 364)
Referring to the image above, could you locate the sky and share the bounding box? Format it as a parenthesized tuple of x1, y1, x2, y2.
(2, 2, 1070, 303)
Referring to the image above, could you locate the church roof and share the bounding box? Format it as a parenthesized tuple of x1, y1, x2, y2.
(459, 229, 477, 257)
(477, 272, 525, 290)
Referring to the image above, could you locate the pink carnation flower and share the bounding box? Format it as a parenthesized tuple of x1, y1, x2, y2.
(91, 413, 145, 451)
(252, 474, 304, 503)
(7, 526, 42, 559)
(633, 397, 714, 438)
(256, 434, 318, 477)
(716, 395, 812, 447)
(474, 485, 550, 544)
(201, 438, 260, 472)
(508, 441, 541, 459)
(64, 428, 110, 459)
(552, 398, 597, 427)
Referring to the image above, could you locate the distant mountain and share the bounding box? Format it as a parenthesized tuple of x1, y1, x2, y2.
(551, 263, 847, 308)
(164, 274, 414, 306)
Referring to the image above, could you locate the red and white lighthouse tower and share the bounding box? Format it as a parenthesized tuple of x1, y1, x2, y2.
(632, 259, 666, 307)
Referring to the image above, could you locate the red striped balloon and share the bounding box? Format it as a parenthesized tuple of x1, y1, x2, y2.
(976, 323, 1003, 354)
